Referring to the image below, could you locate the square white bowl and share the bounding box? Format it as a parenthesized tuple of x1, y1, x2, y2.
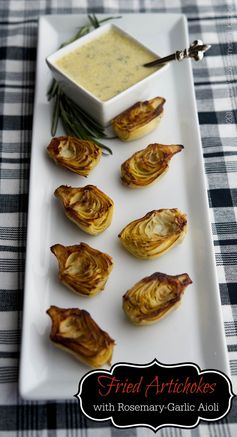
(46, 23, 168, 126)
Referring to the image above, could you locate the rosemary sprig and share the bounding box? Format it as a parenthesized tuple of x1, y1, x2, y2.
(47, 14, 121, 155)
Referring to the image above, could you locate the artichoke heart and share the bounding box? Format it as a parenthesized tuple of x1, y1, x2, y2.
(47, 306, 115, 367)
(47, 136, 102, 176)
(51, 243, 113, 297)
(118, 209, 187, 259)
(112, 96, 165, 141)
(121, 143, 184, 188)
(54, 185, 114, 235)
(123, 272, 192, 325)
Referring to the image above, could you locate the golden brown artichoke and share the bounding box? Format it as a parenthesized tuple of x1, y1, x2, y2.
(47, 306, 115, 367)
(112, 97, 166, 141)
(47, 136, 102, 176)
(118, 209, 187, 259)
(51, 243, 113, 297)
(54, 185, 114, 235)
(123, 272, 192, 325)
(121, 143, 183, 188)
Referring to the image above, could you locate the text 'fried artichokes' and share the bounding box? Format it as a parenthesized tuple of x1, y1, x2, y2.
(51, 243, 113, 297)
(47, 136, 102, 176)
(121, 143, 184, 188)
(47, 306, 115, 367)
(123, 272, 192, 325)
(54, 185, 114, 235)
(112, 96, 165, 141)
(118, 209, 187, 259)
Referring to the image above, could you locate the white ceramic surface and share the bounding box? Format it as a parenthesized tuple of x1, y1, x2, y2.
(46, 23, 168, 126)
(19, 13, 229, 400)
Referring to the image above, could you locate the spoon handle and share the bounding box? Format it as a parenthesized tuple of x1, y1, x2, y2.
(144, 40, 211, 67)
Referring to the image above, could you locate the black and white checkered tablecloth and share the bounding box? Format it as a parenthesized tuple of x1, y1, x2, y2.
(0, 0, 236, 435)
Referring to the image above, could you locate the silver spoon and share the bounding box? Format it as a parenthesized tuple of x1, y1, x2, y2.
(143, 40, 211, 67)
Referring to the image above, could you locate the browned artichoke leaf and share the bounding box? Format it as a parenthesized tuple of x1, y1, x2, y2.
(112, 96, 166, 141)
(54, 185, 114, 235)
(51, 243, 113, 296)
(118, 209, 187, 259)
(123, 272, 192, 325)
(47, 136, 102, 176)
(121, 143, 183, 188)
(47, 306, 115, 367)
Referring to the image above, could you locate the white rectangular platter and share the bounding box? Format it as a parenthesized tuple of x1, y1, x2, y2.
(19, 13, 229, 400)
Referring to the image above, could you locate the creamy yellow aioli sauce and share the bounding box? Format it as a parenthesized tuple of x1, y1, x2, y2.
(56, 28, 158, 101)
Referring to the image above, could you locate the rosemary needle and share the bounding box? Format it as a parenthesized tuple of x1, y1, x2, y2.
(47, 15, 121, 156)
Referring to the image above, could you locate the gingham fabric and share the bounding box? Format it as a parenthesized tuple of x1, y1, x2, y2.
(0, 0, 236, 435)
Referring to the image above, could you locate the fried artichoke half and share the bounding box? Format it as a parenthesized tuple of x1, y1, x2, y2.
(121, 143, 184, 188)
(51, 243, 113, 297)
(54, 185, 114, 235)
(118, 209, 187, 259)
(112, 97, 166, 141)
(47, 136, 102, 176)
(123, 272, 192, 325)
(47, 306, 115, 367)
